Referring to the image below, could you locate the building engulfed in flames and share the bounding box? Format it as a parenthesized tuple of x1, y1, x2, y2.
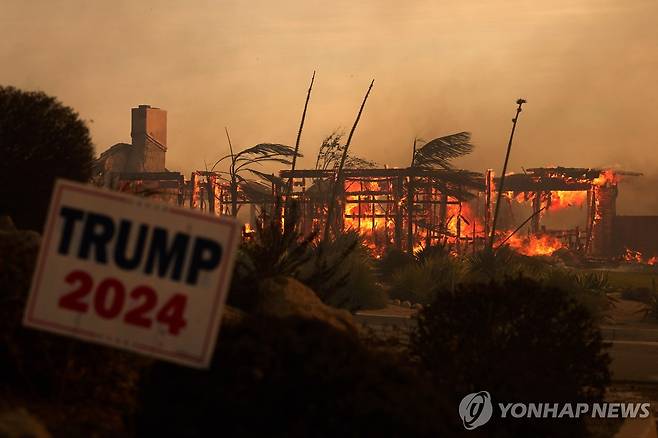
(96, 105, 654, 263)
(279, 166, 643, 259)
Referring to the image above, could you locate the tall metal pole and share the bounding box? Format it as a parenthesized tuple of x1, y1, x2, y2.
(488, 98, 526, 250)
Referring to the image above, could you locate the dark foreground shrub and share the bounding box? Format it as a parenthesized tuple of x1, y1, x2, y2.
(137, 316, 462, 438)
(0, 222, 147, 436)
(411, 276, 611, 437)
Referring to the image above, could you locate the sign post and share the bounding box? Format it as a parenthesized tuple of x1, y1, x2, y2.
(23, 179, 239, 368)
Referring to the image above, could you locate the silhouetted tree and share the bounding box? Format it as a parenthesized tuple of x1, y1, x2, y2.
(0, 86, 94, 231)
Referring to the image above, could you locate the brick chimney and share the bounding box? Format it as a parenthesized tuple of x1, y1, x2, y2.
(130, 105, 167, 172)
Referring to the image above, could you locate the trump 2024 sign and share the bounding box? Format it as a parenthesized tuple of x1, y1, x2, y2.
(23, 179, 239, 368)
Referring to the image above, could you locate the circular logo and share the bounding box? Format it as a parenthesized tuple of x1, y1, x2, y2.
(459, 391, 493, 430)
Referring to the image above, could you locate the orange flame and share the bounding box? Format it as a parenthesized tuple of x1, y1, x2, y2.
(623, 248, 643, 263)
(593, 170, 617, 186)
(550, 191, 587, 211)
(343, 180, 394, 253)
(623, 248, 657, 265)
(504, 233, 564, 256)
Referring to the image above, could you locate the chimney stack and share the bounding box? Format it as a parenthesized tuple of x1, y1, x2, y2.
(130, 105, 167, 172)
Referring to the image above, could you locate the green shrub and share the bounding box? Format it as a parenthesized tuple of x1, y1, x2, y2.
(411, 276, 611, 437)
(137, 315, 462, 437)
(389, 253, 464, 304)
(229, 204, 360, 311)
(300, 231, 386, 311)
(324, 246, 388, 311)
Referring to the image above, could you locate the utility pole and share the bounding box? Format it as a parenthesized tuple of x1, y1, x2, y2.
(488, 98, 526, 250)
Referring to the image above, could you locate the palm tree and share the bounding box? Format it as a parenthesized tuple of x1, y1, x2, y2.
(211, 130, 300, 216)
(407, 132, 483, 250)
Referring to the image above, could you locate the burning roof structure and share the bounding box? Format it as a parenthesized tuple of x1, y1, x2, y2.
(496, 167, 642, 258)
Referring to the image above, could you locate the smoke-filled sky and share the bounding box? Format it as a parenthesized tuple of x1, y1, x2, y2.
(2, 0, 658, 213)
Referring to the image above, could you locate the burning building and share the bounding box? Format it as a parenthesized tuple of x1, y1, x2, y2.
(280, 166, 644, 260)
(93, 108, 653, 263)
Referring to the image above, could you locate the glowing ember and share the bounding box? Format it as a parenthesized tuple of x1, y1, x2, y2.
(623, 248, 643, 264)
(623, 248, 657, 265)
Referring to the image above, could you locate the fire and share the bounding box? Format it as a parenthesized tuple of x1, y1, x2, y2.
(622, 248, 657, 265)
(343, 180, 394, 253)
(550, 191, 587, 210)
(506, 190, 587, 212)
(445, 202, 485, 241)
(504, 233, 564, 256)
(593, 170, 617, 186)
(623, 248, 643, 263)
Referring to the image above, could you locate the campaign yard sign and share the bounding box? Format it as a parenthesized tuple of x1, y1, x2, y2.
(23, 179, 240, 368)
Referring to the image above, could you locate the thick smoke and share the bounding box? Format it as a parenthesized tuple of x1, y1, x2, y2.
(1, 0, 657, 213)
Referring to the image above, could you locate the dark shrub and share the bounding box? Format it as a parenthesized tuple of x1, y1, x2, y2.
(0, 86, 94, 231)
(389, 252, 464, 305)
(231, 205, 383, 311)
(304, 231, 387, 311)
(0, 224, 147, 436)
(229, 203, 356, 311)
(377, 246, 414, 281)
(411, 276, 611, 437)
(137, 315, 462, 438)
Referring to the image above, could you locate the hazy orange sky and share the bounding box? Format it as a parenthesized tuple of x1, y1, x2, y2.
(2, 0, 658, 213)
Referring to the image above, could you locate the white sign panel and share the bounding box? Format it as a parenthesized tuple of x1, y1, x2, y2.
(23, 179, 240, 368)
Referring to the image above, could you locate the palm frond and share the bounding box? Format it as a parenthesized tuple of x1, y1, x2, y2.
(413, 132, 474, 169)
(345, 155, 379, 169)
(235, 143, 299, 161)
(246, 168, 286, 187)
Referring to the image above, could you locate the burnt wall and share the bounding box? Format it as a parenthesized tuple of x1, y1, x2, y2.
(614, 215, 658, 257)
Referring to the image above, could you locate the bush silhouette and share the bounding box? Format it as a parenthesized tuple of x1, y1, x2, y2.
(137, 315, 462, 437)
(411, 276, 611, 437)
(0, 224, 147, 436)
(0, 86, 94, 231)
